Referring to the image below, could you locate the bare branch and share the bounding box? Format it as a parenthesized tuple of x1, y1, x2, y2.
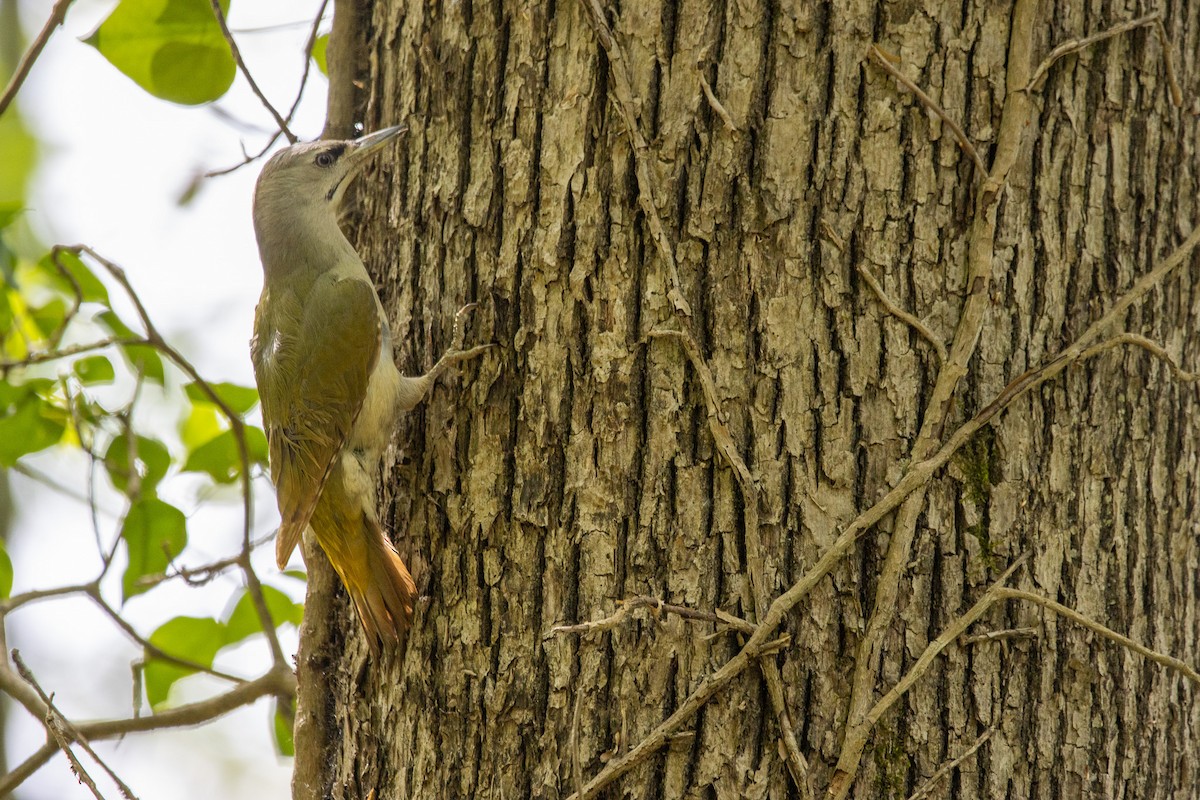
(1026, 12, 1159, 93)
(579, 0, 691, 317)
(64, 245, 287, 670)
(0, 741, 59, 798)
(995, 589, 1200, 686)
(699, 74, 737, 131)
(571, 686, 585, 799)
(867, 45, 987, 178)
(209, 0, 296, 143)
(1153, 19, 1184, 107)
(856, 262, 947, 364)
(0, 664, 295, 797)
(0, 0, 75, 118)
(12, 650, 139, 800)
(550, 595, 756, 638)
(646, 328, 812, 797)
(828, 557, 1027, 797)
(1079, 332, 1199, 383)
(906, 727, 996, 800)
(962, 626, 1039, 645)
(205, 0, 330, 177)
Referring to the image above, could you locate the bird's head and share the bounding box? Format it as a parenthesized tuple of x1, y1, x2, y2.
(253, 125, 405, 220)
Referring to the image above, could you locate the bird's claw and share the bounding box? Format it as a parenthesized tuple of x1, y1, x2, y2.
(450, 303, 480, 352)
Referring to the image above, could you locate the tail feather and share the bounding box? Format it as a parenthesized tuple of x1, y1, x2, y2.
(347, 527, 417, 653)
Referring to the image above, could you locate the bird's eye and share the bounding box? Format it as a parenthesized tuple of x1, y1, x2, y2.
(315, 151, 336, 168)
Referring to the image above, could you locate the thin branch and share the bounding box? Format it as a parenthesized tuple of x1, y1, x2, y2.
(906, 727, 996, 800)
(87, 591, 247, 684)
(1025, 12, 1161, 93)
(0, 741, 59, 798)
(828, 557, 1027, 796)
(646, 328, 812, 798)
(205, 0, 329, 177)
(1079, 332, 1199, 382)
(0, 665, 295, 797)
(550, 595, 756, 638)
(0, 581, 96, 614)
(856, 262, 947, 364)
(1153, 19, 1184, 108)
(138, 533, 276, 589)
(12, 650, 139, 800)
(995, 589, 1200, 686)
(867, 45, 987, 178)
(699, 74, 737, 131)
(579, 0, 691, 316)
(209, 0, 296, 143)
(833, 8, 1039, 795)
(571, 686, 585, 799)
(962, 626, 1039, 645)
(0, 336, 145, 372)
(0, 0, 75, 118)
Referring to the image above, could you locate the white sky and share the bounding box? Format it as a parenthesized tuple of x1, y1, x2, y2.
(6, 0, 330, 796)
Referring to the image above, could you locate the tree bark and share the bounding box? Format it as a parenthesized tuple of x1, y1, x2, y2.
(294, 1, 1200, 798)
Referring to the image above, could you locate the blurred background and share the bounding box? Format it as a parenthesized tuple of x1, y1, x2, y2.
(1, 0, 330, 795)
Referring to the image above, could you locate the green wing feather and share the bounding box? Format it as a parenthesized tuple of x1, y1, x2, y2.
(252, 275, 382, 567)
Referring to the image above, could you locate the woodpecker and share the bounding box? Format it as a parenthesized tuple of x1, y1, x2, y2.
(251, 125, 488, 652)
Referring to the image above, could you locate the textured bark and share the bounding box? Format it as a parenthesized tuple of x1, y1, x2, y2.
(294, 1, 1200, 798)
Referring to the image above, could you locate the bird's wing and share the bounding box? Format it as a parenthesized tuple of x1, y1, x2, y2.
(252, 275, 383, 568)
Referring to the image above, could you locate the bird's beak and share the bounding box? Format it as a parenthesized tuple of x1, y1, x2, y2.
(344, 125, 406, 174)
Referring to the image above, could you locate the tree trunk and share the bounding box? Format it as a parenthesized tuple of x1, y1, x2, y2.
(293, 1, 1200, 798)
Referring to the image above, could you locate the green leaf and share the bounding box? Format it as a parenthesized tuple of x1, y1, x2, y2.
(0, 111, 37, 204)
(0, 540, 13, 599)
(96, 311, 165, 384)
(0, 202, 24, 230)
(29, 297, 66, 338)
(73, 355, 116, 385)
(84, 0, 236, 106)
(180, 399, 222, 449)
(0, 385, 66, 466)
(41, 250, 110, 305)
(312, 33, 328, 76)
(273, 700, 295, 756)
(182, 426, 267, 483)
(121, 497, 187, 601)
(122, 343, 166, 383)
(144, 615, 224, 707)
(184, 380, 258, 415)
(104, 432, 172, 494)
(225, 584, 303, 645)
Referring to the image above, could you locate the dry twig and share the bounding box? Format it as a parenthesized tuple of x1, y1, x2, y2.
(1025, 11, 1182, 106)
(856, 262, 947, 364)
(209, 0, 296, 143)
(834, 6, 1040, 794)
(1079, 332, 1199, 383)
(867, 45, 987, 178)
(550, 595, 756, 637)
(905, 727, 996, 800)
(699, 74, 737, 131)
(206, 0, 330, 176)
(0, 0, 75, 118)
(12, 650, 140, 800)
(579, 0, 691, 316)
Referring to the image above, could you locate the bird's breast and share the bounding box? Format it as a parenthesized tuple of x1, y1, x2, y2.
(350, 353, 402, 458)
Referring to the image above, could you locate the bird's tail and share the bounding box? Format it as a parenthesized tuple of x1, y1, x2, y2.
(346, 520, 417, 652)
(309, 477, 417, 654)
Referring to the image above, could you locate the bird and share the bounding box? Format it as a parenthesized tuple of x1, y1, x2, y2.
(250, 125, 490, 653)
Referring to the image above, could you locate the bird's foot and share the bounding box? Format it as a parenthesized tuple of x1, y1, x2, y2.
(428, 303, 495, 382)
